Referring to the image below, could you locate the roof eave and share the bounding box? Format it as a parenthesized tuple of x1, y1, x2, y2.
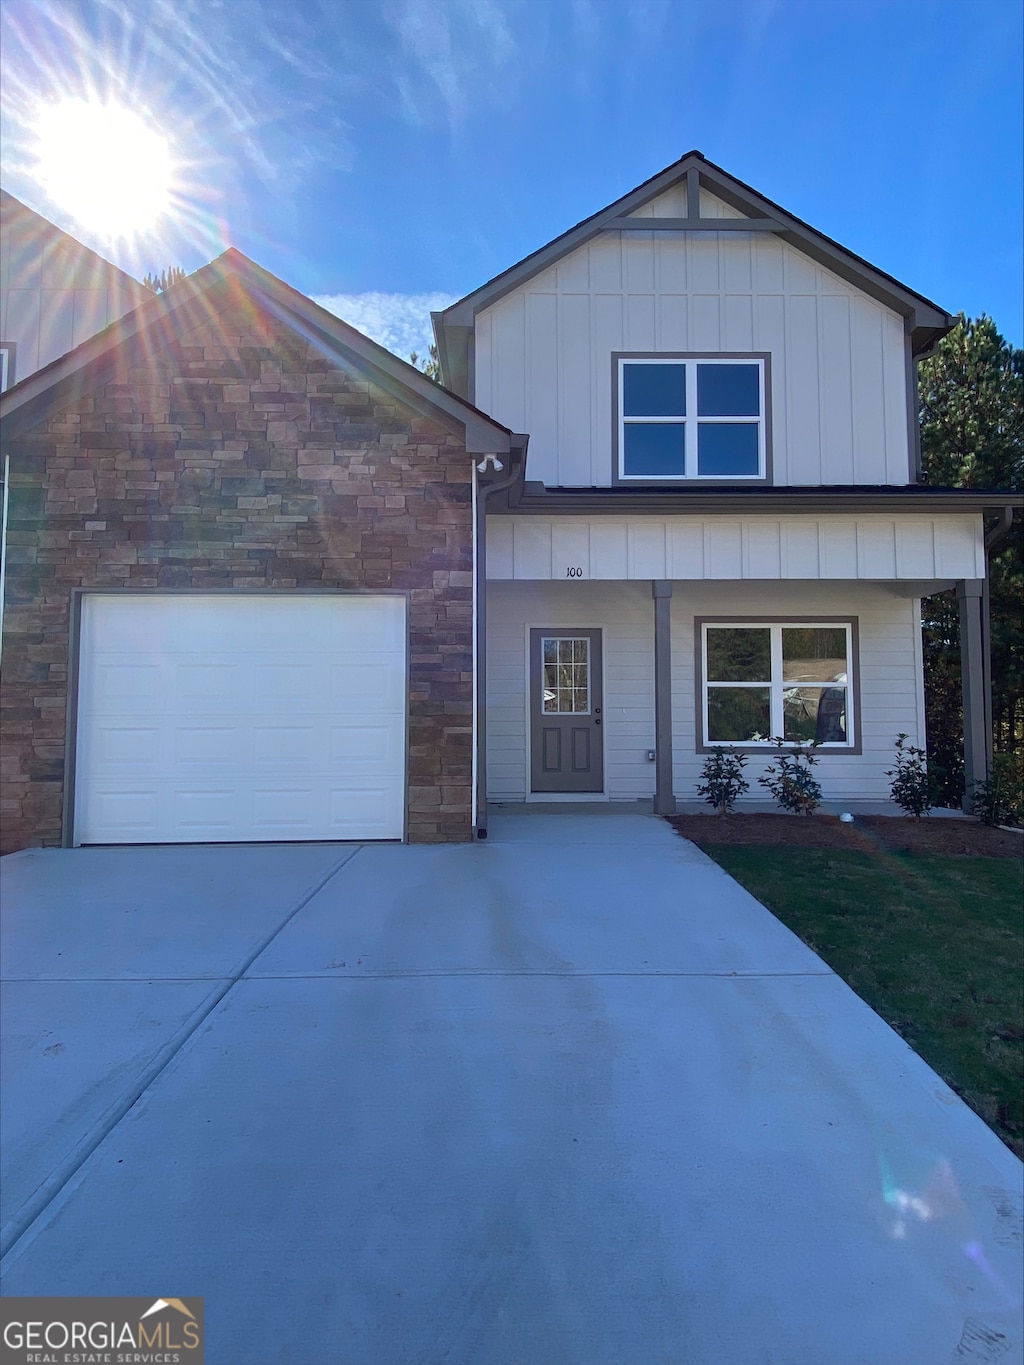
(1, 249, 512, 455)
(494, 484, 1023, 517)
(436, 151, 953, 344)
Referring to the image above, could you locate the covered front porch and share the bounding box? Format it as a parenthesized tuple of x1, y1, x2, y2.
(479, 510, 991, 822)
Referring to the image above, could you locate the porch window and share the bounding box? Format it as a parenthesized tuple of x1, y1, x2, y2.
(701, 622, 854, 747)
(618, 356, 766, 480)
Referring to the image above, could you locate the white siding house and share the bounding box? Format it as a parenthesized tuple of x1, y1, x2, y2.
(435, 151, 1019, 819)
(0, 189, 149, 391)
(474, 187, 912, 490)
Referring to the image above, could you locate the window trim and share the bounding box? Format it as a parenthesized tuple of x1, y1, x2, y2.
(694, 616, 862, 754)
(612, 351, 772, 486)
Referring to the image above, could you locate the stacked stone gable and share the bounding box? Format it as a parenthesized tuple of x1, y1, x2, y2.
(0, 283, 474, 850)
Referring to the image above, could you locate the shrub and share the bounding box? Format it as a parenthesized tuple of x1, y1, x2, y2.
(886, 734, 934, 818)
(758, 738, 822, 815)
(971, 752, 1024, 828)
(697, 749, 749, 812)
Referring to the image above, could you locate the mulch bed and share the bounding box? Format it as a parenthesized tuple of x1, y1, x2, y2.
(667, 812, 1024, 858)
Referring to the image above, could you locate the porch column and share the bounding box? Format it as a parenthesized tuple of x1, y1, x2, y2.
(652, 580, 676, 815)
(957, 578, 986, 812)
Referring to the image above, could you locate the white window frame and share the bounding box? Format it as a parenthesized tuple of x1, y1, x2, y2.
(617, 356, 767, 481)
(540, 634, 592, 715)
(700, 620, 855, 749)
(0, 343, 14, 393)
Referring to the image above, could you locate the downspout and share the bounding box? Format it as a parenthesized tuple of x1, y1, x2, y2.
(473, 446, 524, 839)
(982, 506, 1016, 771)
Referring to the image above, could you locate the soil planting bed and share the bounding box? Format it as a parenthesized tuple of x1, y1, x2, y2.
(668, 812, 1023, 858)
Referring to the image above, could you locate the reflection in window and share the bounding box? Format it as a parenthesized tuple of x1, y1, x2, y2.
(542, 637, 590, 714)
(703, 623, 852, 746)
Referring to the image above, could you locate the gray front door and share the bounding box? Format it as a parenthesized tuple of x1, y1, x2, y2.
(530, 629, 604, 793)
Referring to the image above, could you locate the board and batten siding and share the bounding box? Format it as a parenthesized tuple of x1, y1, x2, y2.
(0, 200, 148, 383)
(486, 514, 984, 583)
(474, 188, 910, 488)
(487, 579, 924, 804)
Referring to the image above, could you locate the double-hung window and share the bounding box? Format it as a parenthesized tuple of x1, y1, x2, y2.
(700, 622, 855, 748)
(617, 355, 767, 480)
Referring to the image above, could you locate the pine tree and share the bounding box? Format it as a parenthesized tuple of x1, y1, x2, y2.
(918, 314, 1023, 802)
(142, 266, 187, 294)
(408, 344, 441, 382)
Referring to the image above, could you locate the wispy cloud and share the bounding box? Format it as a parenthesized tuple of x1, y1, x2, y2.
(381, 0, 518, 130)
(311, 291, 456, 362)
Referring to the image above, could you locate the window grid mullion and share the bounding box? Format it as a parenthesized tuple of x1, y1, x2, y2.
(685, 363, 697, 473)
(769, 627, 784, 738)
(696, 415, 761, 424)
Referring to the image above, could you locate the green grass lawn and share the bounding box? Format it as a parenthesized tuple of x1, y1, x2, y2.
(701, 844, 1024, 1156)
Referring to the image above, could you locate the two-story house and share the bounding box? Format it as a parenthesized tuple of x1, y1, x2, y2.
(0, 153, 1018, 851)
(434, 151, 1018, 826)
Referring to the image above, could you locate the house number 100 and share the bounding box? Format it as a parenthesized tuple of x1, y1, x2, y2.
(566, 566, 584, 578)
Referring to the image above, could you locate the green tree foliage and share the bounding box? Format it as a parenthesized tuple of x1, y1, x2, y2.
(408, 344, 441, 382)
(918, 314, 1023, 803)
(142, 266, 187, 293)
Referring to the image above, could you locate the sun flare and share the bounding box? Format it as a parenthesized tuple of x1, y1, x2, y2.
(32, 99, 172, 239)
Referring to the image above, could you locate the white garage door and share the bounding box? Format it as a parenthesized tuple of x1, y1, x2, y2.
(74, 594, 407, 844)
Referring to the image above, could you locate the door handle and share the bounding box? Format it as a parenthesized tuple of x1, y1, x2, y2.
(594, 718, 602, 726)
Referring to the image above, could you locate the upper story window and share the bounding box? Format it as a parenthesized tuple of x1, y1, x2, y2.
(616, 354, 768, 481)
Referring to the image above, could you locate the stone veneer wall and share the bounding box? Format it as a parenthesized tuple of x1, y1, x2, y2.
(0, 285, 474, 850)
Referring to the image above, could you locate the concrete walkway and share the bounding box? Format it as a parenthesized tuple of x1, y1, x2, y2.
(1, 811, 1021, 1364)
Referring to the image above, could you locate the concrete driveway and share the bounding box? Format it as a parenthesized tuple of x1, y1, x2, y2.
(1, 809, 1021, 1364)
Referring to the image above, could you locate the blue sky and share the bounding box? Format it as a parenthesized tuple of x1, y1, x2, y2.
(1, 0, 1021, 358)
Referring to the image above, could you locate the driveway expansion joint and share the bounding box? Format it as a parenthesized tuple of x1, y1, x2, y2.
(242, 968, 837, 980)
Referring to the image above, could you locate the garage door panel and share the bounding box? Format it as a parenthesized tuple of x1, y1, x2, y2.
(175, 726, 238, 764)
(85, 790, 161, 838)
(87, 663, 163, 712)
(330, 724, 401, 765)
(331, 662, 405, 711)
(324, 596, 406, 651)
(328, 786, 403, 837)
(250, 663, 321, 706)
(75, 595, 408, 844)
(252, 788, 315, 829)
(172, 789, 238, 832)
(89, 725, 161, 766)
(252, 726, 318, 764)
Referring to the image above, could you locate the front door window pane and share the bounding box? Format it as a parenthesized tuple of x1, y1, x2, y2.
(542, 637, 590, 713)
(706, 627, 770, 682)
(707, 687, 771, 741)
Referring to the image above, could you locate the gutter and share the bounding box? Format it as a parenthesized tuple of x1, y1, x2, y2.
(495, 484, 1024, 517)
(473, 439, 528, 838)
